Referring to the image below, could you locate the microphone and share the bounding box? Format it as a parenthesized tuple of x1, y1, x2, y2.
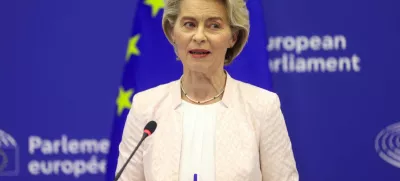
(114, 121, 157, 181)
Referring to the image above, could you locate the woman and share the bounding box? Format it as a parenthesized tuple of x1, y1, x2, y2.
(116, 0, 299, 180)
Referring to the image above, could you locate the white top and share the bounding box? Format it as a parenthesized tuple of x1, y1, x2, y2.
(179, 100, 222, 181)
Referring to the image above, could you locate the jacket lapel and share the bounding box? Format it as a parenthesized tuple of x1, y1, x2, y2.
(215, 72, 241, 181)
(149, 80, 183, 181)
(215, 73, 261, 181)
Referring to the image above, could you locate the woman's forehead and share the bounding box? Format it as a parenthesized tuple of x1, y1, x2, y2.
(178, 0, 228, 20)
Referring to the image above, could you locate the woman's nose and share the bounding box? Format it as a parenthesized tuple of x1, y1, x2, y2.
(192, 27, 207, 43)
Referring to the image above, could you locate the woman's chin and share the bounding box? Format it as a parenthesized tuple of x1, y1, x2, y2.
(186, 63, 212, 74)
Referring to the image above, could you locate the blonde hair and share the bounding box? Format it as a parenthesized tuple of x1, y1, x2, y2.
(162, 0, 249, 65)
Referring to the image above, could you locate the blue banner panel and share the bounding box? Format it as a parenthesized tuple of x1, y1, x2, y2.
(0, 0, 135, 181)
(263, 0, 400, 180)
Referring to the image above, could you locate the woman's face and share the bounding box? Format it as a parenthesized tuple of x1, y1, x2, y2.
(171, 0, 237, 74)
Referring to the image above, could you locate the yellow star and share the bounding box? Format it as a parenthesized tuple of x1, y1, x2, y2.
(125, 34, 141, 61)
(116, 87, 134, 116)
(144, 0, 165, 17)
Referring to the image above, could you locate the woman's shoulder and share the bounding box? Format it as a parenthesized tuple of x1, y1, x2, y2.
(233, 79, 280, 107)
(131, 80, 179, 109)
(230, 78, 283, 127)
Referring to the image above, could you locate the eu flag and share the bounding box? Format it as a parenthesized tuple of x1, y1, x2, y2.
(106, 0, 271, 180)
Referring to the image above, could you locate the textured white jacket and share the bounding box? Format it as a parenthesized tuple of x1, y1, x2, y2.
(116, 72, 299, 181)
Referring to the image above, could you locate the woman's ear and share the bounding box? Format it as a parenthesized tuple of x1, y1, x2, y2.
(170, 31, 175, 43)
(230, 31, 238, 48)
(169, 24, 176, 44)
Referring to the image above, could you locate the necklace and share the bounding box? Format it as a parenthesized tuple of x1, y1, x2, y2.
(180, 76, 225, 104)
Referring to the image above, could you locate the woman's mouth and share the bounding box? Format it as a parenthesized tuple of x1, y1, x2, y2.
(189, 49, 211, 58)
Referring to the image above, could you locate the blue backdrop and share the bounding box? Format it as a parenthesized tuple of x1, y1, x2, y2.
(263, 0, 400, 180)
(1, 1, 135, 180)
(1, 0, 400, 181)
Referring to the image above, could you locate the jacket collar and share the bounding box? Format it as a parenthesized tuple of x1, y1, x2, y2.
(170, 70, 236, 109)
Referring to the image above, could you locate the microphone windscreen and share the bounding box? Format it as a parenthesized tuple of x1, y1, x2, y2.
(144, 121, 157, 134)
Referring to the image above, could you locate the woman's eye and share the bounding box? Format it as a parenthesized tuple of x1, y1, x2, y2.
(184, 22, 195, 28)
(210, 23, 220, 29)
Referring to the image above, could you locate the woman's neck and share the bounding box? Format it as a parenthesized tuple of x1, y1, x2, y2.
(181, 69, 226, 104)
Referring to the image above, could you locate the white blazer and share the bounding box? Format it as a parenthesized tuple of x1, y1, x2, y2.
(116, 72, 299, 181)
